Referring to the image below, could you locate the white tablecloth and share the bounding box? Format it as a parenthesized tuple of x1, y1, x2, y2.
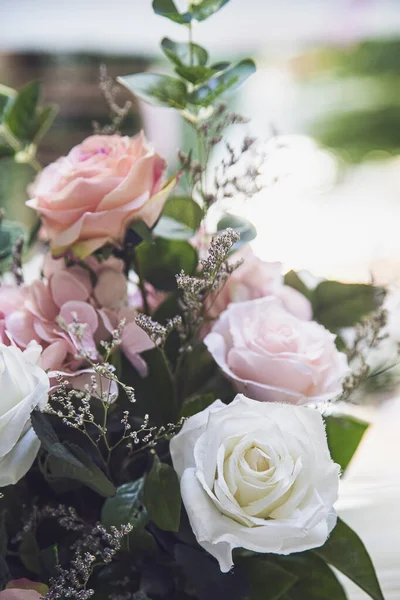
(336, 397, 400, 599)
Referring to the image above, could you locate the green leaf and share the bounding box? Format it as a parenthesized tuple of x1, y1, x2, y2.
(46, 444, 116, 498)
(217, 213, 257, 246)
(190, 0, 230, 21)
(188, 59, 256, 106)
(161, 38, 208, 67)
(180, 393, 215, 418)
(315, 517, 384, 600)
(237, 555, 298, 600)
(284, 270, 312, 301)
(325, 414, 369, 472)
(101, 479, 145, 530)
(39, 545, 59, 579)
(19, 531, 41, 574)
(0, 512, 7, 558)
(144, 455, 181, 532)
(176, 65, 217, 85)
(153, 215, 194, 240)
(0, 556, 9, 591)
(163, 196, 204, 231)
(130, 220, 154, 244)
(152, 0, 192, 24)
(0, 220, 27, 261)
(272, 554, 347, 600)
(312, 281, 384, 331)
(3, 80, 40, 141)
(118, 73, 187, 109)
(31, 104, 58, 145)
(31, 410, 86, 469)
(136, 238, 197, 291)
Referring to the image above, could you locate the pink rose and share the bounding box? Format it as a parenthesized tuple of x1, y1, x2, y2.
(0, 579, 48, 600)
(204, 296, 349, 404)
(205, 247, 312, 325)
(27, 132, 176, 259)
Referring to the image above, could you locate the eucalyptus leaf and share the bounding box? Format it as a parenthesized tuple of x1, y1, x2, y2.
(217, 213, 257, 246)
(190, 0, 230, 21)
(0, 220, 27, 261)
(161, 38, 208, 67)
(153, 215, 194, 240)
(118, 73, 187, 109)
(3, 80, 40, 141)
(325, 414, 369, 472)
(312, 280, 384, 331)
(152, 0, 192, 24)
(163, 196, 204, 230)
(135, 238, 197, 291)
(144, 455, 181, 532)
(31, 104, 58, 145)
(315, 518, 384, 600)
(188, 59, 256, 106)
(176, 65, 217, 85)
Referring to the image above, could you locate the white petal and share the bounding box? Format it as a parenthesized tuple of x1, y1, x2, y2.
(0, 427, 40, 487)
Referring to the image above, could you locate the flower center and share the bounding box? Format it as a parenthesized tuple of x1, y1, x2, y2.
(244, 447, 270, 472)
(79, 147, 111, 161)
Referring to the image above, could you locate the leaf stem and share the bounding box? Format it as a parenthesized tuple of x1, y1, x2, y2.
(0, 124, 42, 172)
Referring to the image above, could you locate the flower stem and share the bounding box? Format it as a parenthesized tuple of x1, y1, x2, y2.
(131, 248, 150, 315)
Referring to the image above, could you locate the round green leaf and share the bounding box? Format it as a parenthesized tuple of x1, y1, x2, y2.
(161, 38, 208, 67)
(118, 73, 187, 109)
(188, 59, 256, 107)
(152, 0, 192, 24)
(153, 215, 194, 240)
(190, 0, 230, 21)
(163, 196, 204, 231)
(3, 80, 40, 141)
(217, 213, 257, 246)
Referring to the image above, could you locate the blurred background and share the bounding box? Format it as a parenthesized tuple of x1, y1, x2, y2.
(1, 0, 400, 284)
(1, 4, 400, 596)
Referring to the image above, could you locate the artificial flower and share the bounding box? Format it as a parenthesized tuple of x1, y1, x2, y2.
(170, 394, 340, 572)
(204, 296, 348, 404)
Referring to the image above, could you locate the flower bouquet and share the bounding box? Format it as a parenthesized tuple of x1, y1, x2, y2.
(0, 2, 392, 599)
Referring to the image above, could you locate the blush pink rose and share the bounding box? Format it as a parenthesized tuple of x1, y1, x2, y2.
(27, 132, 176, 259)
(205, 247, 312, 325)
(204, 296, 349, 405)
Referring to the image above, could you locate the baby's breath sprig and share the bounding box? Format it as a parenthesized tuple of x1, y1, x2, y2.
(340, 307, 390, 402)
(92, 64, 132, 136)
(176, 227, 241, 349)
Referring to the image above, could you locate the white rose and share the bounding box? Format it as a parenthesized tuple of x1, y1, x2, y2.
(0, 343, 49, 487)
(170, 394, 339, 573)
